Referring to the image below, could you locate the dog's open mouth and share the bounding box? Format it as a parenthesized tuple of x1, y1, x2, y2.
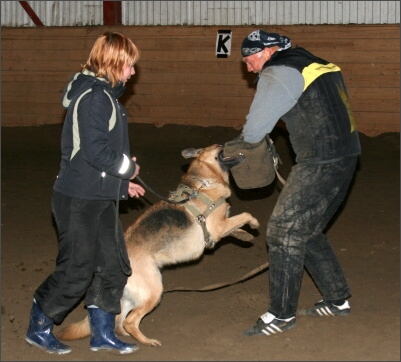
(218, 150, 245, 169)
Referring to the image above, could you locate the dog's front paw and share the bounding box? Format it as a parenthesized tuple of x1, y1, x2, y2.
(249, 217, 260, 229)
(230, 229, 254, 242)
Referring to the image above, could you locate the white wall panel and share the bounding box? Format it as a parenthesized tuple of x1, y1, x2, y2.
(1, 1, 103, 26)
(1, 1, 399, 27)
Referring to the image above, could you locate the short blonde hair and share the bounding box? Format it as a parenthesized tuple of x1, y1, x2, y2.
(82, 32, 140, 87)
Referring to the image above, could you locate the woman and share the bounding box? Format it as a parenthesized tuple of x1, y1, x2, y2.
(25, 32, 145, 355)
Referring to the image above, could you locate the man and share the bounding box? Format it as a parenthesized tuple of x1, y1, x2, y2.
(233, 30, 361, 336)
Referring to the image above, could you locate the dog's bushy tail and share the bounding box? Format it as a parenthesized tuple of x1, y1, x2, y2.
(55, 316, 91, 340)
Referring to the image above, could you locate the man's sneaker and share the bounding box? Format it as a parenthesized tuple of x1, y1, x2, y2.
(242, 312, 296, 336)
(298, 300, 350, 317)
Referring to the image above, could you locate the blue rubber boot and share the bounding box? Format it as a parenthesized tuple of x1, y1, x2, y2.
(87, 306, 138, 354)
(25, 299, 71, 354)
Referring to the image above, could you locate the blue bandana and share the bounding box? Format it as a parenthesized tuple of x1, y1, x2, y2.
(241, 30, 292, 57)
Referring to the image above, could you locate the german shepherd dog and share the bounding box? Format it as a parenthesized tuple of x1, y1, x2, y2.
(56, 144, 260, 347)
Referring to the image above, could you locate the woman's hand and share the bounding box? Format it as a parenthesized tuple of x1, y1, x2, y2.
(128, 182, 145, 198)
(128, 156, 145, 197)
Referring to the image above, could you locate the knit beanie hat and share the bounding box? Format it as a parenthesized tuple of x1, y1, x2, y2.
(241, 30, 292, 57)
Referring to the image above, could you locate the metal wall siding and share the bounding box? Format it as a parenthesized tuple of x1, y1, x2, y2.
(1, 1, 31, 27)
(1, 1, 400, 26)
(1, 1, 104, 26)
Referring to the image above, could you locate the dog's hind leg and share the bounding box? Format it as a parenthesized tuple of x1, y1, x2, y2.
(123, 294, 163, 347)
(122, 259, 164, 347)
(115, 287, 136, 337)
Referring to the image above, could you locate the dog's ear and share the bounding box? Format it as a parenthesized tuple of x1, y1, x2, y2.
(181, 148, 201, 159)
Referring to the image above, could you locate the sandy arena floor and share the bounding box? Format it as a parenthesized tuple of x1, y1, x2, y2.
(1, 124, 399, 361)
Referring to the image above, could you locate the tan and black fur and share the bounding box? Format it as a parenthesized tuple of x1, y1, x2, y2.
(56, 144, 259, 347)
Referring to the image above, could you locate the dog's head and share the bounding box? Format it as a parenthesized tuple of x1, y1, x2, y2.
(181, 144, 245, 173)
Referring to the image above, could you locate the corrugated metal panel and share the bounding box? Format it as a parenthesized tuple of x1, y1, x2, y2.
(1, 1, 399, 27)
(121, 1, 401, 25)
(1, 1, 103, 26)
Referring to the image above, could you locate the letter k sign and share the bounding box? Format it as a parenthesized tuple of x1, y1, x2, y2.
(216, 30, 232, 58)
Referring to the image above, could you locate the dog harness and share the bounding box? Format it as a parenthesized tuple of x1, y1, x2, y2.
(168, 183, 226, 247)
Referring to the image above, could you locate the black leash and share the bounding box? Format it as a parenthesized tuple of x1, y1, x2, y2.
(115, 179, 132, 276)
(136, 175, 190, 205)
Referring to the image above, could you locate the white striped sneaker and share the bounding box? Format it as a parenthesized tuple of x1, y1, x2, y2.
(299, 300, 350, 317)
(242, 312, 296, 336)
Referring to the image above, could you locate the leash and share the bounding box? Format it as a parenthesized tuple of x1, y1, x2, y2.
(136, 175, 190, 205)
(115, 179, 133, 276)
(273, 160, 286, 185)
(266, 135, 286, 186)
(164, 261, 269, 293)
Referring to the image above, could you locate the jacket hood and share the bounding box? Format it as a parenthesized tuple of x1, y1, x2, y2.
(62, 70, 125, 108)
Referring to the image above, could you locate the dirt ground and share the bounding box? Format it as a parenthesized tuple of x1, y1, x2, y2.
(1, 123, 400, 361)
